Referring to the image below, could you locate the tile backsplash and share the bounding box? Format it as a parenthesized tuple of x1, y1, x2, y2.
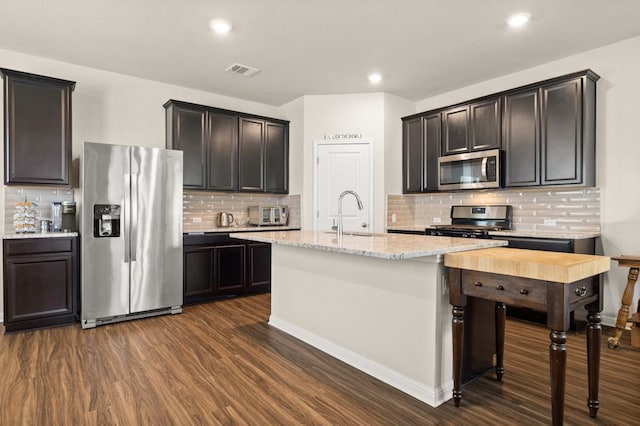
(4, 186, 75, 232)
(387, 187, 600, 232)
(183, 191, 301, 232)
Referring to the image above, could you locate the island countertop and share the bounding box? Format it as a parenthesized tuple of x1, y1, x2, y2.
(231, 230, 507, 260)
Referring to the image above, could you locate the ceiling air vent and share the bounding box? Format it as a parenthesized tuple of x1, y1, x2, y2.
(225, 63, 261, 77)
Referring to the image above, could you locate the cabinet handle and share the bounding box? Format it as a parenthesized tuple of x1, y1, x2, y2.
(474, 281, 483, 287)
(520, 289, 529, 295)
(575, 286, 587, 297)
(496, 285, 505, 291)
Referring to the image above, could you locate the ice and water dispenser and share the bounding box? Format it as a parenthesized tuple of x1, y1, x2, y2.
(93, 204, 121, 237)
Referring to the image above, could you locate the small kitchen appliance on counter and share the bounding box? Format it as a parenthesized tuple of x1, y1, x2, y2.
(217, 212, 234, 227)
(61, 201, 76, 232)
(248, 205, 288, 226)
(426, 205, 512, 238)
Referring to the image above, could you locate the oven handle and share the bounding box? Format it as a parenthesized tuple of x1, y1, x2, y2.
(481, 157, 488, 181)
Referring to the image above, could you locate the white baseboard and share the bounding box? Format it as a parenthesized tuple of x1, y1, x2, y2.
(269, 315, 452, 408)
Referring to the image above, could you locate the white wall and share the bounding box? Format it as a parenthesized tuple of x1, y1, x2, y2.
(280, 96, 304, 196)
(0, 48, 283, 322)
(301, 93, 386, 232)
(415, 35, 640, 324)
(384, 94, 416, 195)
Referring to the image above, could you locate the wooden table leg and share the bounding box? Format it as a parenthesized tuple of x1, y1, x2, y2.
(452, 305, 465, 407)
(549, 330, 567, 426)
(608, 267, 639, 349)
(495, 302, 506, 382)
(586, 310, 601, 417)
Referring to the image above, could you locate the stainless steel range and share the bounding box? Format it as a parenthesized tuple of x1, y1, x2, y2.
(426, 205, 513, 238)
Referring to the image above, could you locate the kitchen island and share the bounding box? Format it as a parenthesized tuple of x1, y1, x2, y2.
(231, 230, 506, 406)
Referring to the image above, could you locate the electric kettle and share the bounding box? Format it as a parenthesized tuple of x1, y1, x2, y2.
(218, 212, 234, 227)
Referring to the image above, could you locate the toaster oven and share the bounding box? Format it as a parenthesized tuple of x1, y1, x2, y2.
(248, 206, 288, 226)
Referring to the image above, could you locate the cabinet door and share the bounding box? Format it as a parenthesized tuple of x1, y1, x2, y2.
(402, 117, 423, 193)
(214, 244, 245, 295)
(442, 106, 469, 155)
(503, 89, 540, 187)
(265, 121, 288, 193)
(183, 246, 215, 304)
(470, 97, 501, 151)
(423, 113, 442, 192)
(2, 71, 74, 185)
(170, 105, 207, 189)
(541, 78, 582, 185)
(4, 253, 74, 324)
(238, 118, 265, 191)
(246, 243, 271, 293)
(208, 112, 238, 191)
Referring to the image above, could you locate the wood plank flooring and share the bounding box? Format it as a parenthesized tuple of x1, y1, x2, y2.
(1, 293, 638, 425)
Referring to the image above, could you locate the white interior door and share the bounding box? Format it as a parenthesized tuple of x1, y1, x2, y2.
(314, 141, 372, 232)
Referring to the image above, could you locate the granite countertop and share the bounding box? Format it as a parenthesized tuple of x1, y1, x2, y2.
(231, 230, 507, 260)
(184, 225, 301, 235)
(3, 231, 79, 239)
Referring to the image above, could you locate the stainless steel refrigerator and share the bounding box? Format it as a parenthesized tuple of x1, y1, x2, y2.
(81, 142, 183, 328)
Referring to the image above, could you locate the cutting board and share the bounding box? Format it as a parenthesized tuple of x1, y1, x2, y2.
(444, 247, 610, 283)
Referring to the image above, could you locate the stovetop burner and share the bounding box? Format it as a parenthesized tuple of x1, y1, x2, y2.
(426, 205, 513, 238)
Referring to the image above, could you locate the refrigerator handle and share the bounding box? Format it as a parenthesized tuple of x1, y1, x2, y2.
(124, 173, 131, 263)
(131, 174, 138, 262)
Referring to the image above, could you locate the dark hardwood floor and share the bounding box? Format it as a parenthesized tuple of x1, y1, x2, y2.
(1, 293, 638, 425)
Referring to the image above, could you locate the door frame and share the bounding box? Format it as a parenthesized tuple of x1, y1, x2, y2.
(312, 139, 374, 232)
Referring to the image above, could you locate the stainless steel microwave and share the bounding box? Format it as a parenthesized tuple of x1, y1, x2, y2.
(438, 149, 502, 190)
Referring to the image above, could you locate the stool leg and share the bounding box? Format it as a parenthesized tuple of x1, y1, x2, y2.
(608, 267, 639, 349)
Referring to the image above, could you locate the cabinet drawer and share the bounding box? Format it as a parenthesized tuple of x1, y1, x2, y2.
(4, 238, 73, 256)
(462, 271, 547, 311)
(568, 278, 597, 306)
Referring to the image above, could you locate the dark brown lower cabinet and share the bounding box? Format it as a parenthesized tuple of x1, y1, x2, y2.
(3, 237, 79, 332)
(183, 234, 271, 305)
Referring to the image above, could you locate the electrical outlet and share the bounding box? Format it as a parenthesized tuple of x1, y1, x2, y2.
(391, 213, 397, 223)
(433, 217, 442, 224)
(544, 219, 556, 226)
(192, 217, 202, 223)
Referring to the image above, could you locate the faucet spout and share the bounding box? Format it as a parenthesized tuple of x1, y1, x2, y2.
(337, 190, 364, 242)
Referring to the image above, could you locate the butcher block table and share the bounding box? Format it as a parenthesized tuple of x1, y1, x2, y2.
(445, 247, 610, 426)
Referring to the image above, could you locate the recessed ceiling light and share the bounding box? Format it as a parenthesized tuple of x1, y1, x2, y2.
(210, 19, 232, 34)
(368, 73, 382, 84)
(506, 13, 530, 28)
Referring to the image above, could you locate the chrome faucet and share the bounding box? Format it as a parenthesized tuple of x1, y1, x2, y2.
(337, 190, 364, 242)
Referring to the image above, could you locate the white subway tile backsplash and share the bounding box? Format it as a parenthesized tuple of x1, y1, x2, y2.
(387, 187, 600, 232)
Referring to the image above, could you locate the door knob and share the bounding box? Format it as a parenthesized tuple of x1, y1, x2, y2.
(362, 223, 368, 228)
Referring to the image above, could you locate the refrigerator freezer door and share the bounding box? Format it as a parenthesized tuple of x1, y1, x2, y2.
(129, 146, 183, 313)
(81, 142, 131, 322)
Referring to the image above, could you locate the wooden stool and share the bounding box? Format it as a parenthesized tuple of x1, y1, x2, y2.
(608, 256, 640, 349)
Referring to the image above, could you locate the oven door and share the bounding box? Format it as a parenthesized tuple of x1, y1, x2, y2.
(438, 149, 502, 190)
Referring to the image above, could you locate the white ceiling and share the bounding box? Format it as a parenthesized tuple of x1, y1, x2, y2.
(2, 0, 640, 106)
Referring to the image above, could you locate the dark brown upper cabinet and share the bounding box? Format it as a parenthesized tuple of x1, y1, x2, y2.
(503, 89, 540, 186)
(441, 97, 501, 156)
(1, 68, 75, 186)
(402, 112, 440, 193)
(238, 117, 265, 192)
(238, 117, 289, 193)
(503, 70, 598, 188)
(404, 69, 598, 192)
(164, 100, 288, 193)
(209, 112, 239, 191)
(264, 121, 288, 193)
(164, 102, 208, 189)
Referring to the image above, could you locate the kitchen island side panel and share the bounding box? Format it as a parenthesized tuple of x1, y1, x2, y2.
(268, 244, 452, 407)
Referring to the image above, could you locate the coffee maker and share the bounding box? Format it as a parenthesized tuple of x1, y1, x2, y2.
(62, 201, 77, 232)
